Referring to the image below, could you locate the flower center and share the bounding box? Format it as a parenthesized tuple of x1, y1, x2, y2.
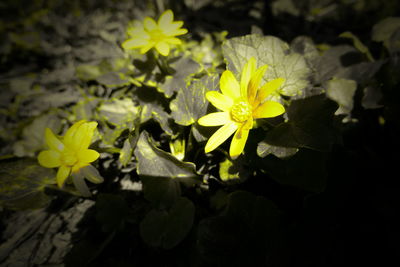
(149, 28, 166, 42)
(61, 150, 78, 166)
(230, 100, 252, 123)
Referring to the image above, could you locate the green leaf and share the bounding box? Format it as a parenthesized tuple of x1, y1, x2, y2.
(76, 64, 102, 81)
(362, 85, 383, 109)
(197, 191, 281, 266)
(97, 98, 139, 126)
(134, 131, 200, 206)
(259, 149, 328, 193)
(287, 95, 339, 151)
(158, 56, 201, 98)
(97, 98, 140, 145)
(218, 157, 250, 183)
(339, 31, 374, 61)
(13, 112, 62, 157)
(135, 86, 179, 137)
(140, 197, 195, 249)
(135, 131, 199, 179)
(170, 74, 219, 126)
(325, 78, 357, 118)
(72, 97, 100, 121)
(259, 94, 339, 153)
(96, 71, 130, 87)
(219, 158, 240, 181)
(119, 138, 133, 167)
(336, 61, 383, 84)
(291, 36, 320, 67)
(257, 141, 299, 158)
(0, 158, 55, 210)
(313, 45, 357, 84)
(222, 34, 311, 97)
(372, 17, 400, 53)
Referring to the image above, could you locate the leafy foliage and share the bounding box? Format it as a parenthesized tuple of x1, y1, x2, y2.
(0, 1, 399, 266)
(0, 158, 55, 210)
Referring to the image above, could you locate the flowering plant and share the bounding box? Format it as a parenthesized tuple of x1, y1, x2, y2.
(37, 120, 103, 196)
(198, 57, 285, 158)
(122, 9, 187, 56)
(0, 1, 396, 266)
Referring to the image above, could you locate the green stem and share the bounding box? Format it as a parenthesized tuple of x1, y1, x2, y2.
(152, 49, 174, 75)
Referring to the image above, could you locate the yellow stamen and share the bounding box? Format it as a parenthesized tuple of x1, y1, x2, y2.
(61, 150, 78, 166)
(230, 100, 252, 123)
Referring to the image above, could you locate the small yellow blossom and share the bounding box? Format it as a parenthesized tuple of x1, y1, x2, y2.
(122, 9, 188, 56)
(38, 120, 103, 194)
(198, 57, 286, 158)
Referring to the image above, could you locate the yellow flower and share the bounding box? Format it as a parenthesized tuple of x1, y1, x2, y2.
(198, 57, 286, 158)
(122, 9, 188, 56)
(38, 120, 103, 191)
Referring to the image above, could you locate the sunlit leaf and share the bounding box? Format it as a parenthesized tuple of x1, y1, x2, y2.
(313, 45, 357, 84)
(325, 77, 357, 118)
(372, 17, 400, 53)
(339, 31, 374, 61)
(157, 56, 201, 98)
(13, 112, 62, 157)
(98, 98, 139, 126)
(219, 158, 240, 181)
(257, 142, 298, 158)
(170, 74, 219, 126)
(97, 98, 140, 145)
(222, 34, 311, 97)
(135, 131, 199, 179)
(134, 131, 200, 206)
(119, 138, 134, 167)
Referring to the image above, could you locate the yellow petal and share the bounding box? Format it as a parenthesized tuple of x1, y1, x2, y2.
(127, 21, 146, 36)
(140, 42, 155, 54)
(56, 165, 71, 188)
(253, 101, 285, 119)
(205, 121, 238, 153)
(122, 38, 148, 49)
(38, 150, 61, 168)
(79, 122, 98, 149)
(162, 22, 187, 36)
(229, 124, 250, 158)
(240, 57, 256, 98)
(220, 70, 240, 100)
(78, 149, 100, 164)
(198, 112, 229, 126)
(64, 120, 86, 146)
(155, 41, 170, 56)
(164, 37, 182, 45)
(206, 91, 234, 111)
(248, 65, 268, 104)
(158, 9, 174, 25)
(71, 162, 89, 173)
(45, 128, 64, 152)
(167, 28, 188, 36)
(255, 78, 285, 106)
(69, 121, 97, 151)
(144, 17, 157, 31)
